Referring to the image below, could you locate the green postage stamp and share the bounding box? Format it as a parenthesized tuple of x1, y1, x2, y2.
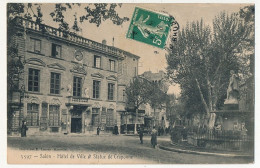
(127, 7, 174, 49)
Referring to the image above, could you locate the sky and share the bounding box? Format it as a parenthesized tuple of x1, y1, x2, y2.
(33, 3, 248, 73)
(27, 3, 249, 95)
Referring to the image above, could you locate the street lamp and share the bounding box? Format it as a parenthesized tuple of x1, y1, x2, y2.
(125, 111, 128, 134)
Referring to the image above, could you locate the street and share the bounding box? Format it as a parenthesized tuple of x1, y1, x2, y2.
(7, 134, 252, 164)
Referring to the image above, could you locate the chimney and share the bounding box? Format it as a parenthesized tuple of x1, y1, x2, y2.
(102, 39, 107, 45)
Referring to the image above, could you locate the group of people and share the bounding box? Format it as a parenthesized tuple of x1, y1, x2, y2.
(21, 121, 159, 148)
(96, 125, 119, 136)
(138, 126, 158, 148)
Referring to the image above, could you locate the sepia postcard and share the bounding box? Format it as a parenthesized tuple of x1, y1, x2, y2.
(3, 0, 257, 166)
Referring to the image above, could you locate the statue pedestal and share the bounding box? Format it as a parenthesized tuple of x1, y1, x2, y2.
(223, 104, 239, 110)
(224, 99, 239, 110)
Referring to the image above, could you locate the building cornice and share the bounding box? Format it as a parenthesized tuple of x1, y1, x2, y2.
(13, 17, 140, 60)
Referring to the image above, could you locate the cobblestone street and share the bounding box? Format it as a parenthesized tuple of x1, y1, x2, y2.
(7, 134, 252, 164)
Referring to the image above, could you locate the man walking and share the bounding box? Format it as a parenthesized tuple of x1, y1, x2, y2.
(139, 126, 144, 144)
(21, 120, 28, 137)
(97, 126, 100, 135)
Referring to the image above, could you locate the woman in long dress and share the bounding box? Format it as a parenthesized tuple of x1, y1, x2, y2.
(151, 127, 157, 148)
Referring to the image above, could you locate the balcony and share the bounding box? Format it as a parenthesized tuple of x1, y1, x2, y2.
(13, 17, 139, 59)
(67, 96, 90, 106)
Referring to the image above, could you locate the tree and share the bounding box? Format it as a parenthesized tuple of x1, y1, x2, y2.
(125, 77, 152, 134)
(7, 3, 129, 32)
(148, 82, 168, 126)
(166, 11, 253, 128)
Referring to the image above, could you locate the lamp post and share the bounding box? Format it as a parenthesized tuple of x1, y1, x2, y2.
(18, 84, 25, 130)
(125, 112, 128, 134)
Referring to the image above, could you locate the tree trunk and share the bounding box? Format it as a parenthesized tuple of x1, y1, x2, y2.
(207, 78, 216, 129)
(134, 108, 138, 134)
(154, 108, 156, 127)
(195, 78, 216, 129)
(195, 78, 209, 114)
(125, 112, 128, 135)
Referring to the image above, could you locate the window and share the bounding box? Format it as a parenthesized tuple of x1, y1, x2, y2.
(109, 60, 115, 71)
(108, 83, 114, 100)
(49, 105, 60, 126)
(94, 56, 101, 68)
(93, 80, 100, 99)
(50, 72, 61, 94)
(51, 43, 61, 58)
(28, 68, 40, 92)
(73, 76, 82, 97)
(106, 109, 114, 127)
(29, 38, 41, 53)
(27, 103, 39, 126)
(92, 108, 100, 126)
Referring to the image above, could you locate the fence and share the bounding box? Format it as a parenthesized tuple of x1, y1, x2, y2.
(187, 129, 254, 152)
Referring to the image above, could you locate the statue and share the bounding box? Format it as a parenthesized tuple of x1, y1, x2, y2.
(225, 70, 239, 104)
(67, 84, 72, 96)
(84, 88, 90, 98)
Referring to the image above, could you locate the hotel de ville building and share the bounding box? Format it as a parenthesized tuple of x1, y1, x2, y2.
(7, 17, 140, 135)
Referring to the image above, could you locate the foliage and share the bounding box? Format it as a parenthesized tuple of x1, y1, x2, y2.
(166, 94, 185, 125)
(79, 3, 129, 27)
(166, 10, 254, 128)
(239, 5, 255, 75)
(7, 3, 25, 21)
(148, 82, 168, 111)
(125, 77, 152, 109)
(170, 125, 186, 143)
(126, 76, 168, 111)
(7, 3, 129, 32)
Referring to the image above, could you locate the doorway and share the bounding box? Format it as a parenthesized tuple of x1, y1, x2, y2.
(71, 118, 82, 133)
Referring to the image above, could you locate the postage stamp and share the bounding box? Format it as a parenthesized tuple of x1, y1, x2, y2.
(126, 7, 174, 49)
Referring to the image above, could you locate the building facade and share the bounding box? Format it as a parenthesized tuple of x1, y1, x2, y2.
(7, 17, 139, 135)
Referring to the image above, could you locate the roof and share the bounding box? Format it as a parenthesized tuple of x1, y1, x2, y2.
(13, 17, 140, 60)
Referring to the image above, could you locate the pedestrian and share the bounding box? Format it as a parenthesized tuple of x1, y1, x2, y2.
(21, 120, 28, 137)
(97, 126, 100, 135)
(151, 126, 157, 148)
(114, 125, 119, 135)
(139, 126, 144, 144)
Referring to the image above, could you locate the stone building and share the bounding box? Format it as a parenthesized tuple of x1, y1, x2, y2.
(7, 17, 139, 135)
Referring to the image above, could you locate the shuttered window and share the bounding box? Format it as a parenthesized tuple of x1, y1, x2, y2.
(49, 105, 60, 126)
(50, 72, 61, 94)
(28, 68, 40, 92)
(27, 103, 39, 126)
(73, 76, 82, 97)
(108, 83, 114, 100)
(29, 38, 41, 53)
(93, 80, 100, 99)
(106, 109, 114, 127)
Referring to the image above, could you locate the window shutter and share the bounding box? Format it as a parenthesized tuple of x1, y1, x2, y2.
(118, 60, 122, 74)
(28, 38, 34, 52)
(56, 45, 61, 58)
(35, 40, 41, 53)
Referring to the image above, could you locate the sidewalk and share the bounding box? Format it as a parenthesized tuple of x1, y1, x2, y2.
(158, 140, 254, 158)
(8, 131, 115, 137)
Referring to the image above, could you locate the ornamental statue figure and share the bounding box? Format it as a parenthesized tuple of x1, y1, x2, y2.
(226, 70, 239, 101)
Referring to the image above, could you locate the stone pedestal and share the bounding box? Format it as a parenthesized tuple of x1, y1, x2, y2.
(224, 98, 239, 110)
